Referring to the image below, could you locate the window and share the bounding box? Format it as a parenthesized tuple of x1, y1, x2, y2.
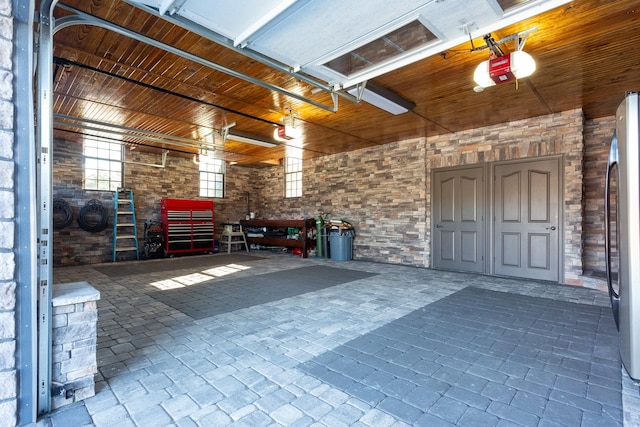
(199, 158, 225, 198)
(324, 20, 437, 77)
(83, 140, 122, 191)
(285, 157, 302, 198)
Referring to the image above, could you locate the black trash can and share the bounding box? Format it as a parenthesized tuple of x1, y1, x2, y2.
(329, 229, 354, 261)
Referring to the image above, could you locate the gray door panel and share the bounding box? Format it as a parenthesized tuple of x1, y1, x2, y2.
(494, 159, 560, 281)
(433, 167, 484, 273)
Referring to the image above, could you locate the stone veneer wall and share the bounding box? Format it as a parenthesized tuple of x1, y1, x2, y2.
(426, 109, 585, 285)
(53, 109, 604, 287)
(583, 116, 616, 276)
(1, 0, 16, 423)
(255, 138, 429, 266)
(255, 110, 586, 280)
(53, 139, 254, 265)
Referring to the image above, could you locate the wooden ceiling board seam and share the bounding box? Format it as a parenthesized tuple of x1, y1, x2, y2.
(54, 44, 274, 117)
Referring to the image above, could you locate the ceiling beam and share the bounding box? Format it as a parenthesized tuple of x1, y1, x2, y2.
(54, 3, 344, 113)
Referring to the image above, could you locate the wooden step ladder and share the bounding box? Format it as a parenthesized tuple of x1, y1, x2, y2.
(112, 188, 139, 262)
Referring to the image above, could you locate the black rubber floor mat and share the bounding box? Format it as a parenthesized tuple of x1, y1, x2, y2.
(148, 265, 377, 319)
(298, 287, 621, 425)
(93, 253, 264, 278)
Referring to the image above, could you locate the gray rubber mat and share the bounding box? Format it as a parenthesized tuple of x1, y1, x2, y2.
(93, 253, 264, 278)
(147, 265, 377, 319)
(299, 286, 622, 426)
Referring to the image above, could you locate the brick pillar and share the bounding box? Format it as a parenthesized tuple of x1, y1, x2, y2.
(51, 282, 100, 410)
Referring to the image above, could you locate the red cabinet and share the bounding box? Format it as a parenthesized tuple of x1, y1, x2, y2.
(160, 199, 215, 255)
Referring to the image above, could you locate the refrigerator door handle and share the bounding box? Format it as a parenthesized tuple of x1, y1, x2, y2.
(605, 130, 620, 331)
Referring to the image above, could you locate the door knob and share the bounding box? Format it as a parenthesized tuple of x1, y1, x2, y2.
(546, 226, 556, 230)
(436, 224, 442, 228)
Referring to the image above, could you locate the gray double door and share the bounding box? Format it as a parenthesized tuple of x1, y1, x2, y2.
(432, 157, 560, 282)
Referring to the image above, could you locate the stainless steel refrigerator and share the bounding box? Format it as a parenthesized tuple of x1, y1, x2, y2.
(605, 91, 640, 380)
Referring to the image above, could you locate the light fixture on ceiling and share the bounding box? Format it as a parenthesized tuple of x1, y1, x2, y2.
(471, 29, 537, 91)
(274, 113, 301, 142)
(227, 131, 277, 148)
(193, 147, 218, 164)
(346, 81, 415, 115)
(473, 50, 536, 89)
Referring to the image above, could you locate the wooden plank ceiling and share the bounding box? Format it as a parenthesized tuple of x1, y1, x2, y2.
(50, 0, 640, 168)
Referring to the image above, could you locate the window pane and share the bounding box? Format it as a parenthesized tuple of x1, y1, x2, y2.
(199, 162, 224, 198)
(83, 141, 122, 190)
(85, 158, 97, 169)
(97, 148, 110, 159)
(284, 157, 302, 198)
(84, 146, 97, 157)
(97, 180, 110, 191)
(85, 169, 97, 180)
(97, 159, 109, 171)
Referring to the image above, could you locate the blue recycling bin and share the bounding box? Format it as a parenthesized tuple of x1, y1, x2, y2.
(329, 229, 354, 261)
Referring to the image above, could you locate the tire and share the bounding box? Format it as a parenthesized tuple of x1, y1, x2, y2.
(53, 198, 73, 230)
(77, 199, 109, 232)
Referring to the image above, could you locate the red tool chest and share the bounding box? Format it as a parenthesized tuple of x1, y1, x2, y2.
(160, 198, 215, 255)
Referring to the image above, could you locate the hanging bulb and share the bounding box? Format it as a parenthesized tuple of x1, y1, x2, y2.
(473, 51, 536, 89)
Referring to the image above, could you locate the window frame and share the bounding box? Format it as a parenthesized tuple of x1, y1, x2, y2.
(199, 157, 226, 198)
(284, 156, 303, 198)
(82, 140, 123, 191)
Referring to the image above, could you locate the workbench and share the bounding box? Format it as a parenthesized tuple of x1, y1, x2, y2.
(239, 218, 315, 258)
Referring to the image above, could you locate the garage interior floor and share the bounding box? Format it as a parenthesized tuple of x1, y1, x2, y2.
(40, 252, 640, 426)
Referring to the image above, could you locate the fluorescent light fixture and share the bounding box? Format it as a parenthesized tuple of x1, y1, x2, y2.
(346, 81, 415, 115)
(473, 51, 536, 89)
(226, 131, 277, 147)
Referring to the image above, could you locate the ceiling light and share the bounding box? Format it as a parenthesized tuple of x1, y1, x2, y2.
(227, 131, 277, 147)
(193, 148, 218, 164)
(273, 113, 301, 142)
(473, 51, 536, 89)
(274, 125, 301, 141)
(346, 81, 415, 115)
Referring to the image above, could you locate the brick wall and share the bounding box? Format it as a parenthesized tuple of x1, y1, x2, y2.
(426, 109, 585, 284)
(0, 0, 16, 423)
(52, 140, 255, 265)
(51, 282, 100, 410)
(583, 116, 616, 275)
(255, 138, 429, 266)
(53, 109, 600, 287)
(252, 110, 587, 281)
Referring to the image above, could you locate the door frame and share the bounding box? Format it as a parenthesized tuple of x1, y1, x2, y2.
(430, 155, 565, 283)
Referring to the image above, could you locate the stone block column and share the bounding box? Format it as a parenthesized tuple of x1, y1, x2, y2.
(51, 281, 100, 410)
